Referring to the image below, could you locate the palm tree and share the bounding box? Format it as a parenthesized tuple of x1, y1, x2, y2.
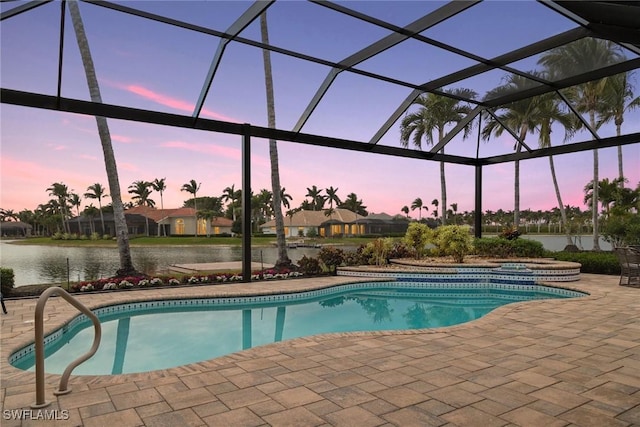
(47, 182, 70, 233)
(411, 197, 424, 221)
(83, 204, 99, 234)
(84, 183, 109, 235)
(222, 185, 238, 222)
(401, 206, 410, 219)
(69, 193, 82, 234)
(305, 185, 325, 211)
(197, 210, 216, 237)
(339, 193, 367, 216)
(325, 186, 341, 221)
(257, 189, 273, 221)
(584, 177, 625, 220)
(539, 38, 625, 251)
(534, 91, 576, 246)
(0, 209, 18, 222)
(260, 11, 290, 267)
(450, 202, 458, 224)
(69, 0, 136, 275)
(181, 179, 200, 236)
(280, 187, 293, 210)
(128, 181, 155, 236)
(482, 72, 553, 228)
(597, 72, 640, 182)
(400, 88, 477, 225)
(431, 199, 439, 221)
(151, 178, 167, 235)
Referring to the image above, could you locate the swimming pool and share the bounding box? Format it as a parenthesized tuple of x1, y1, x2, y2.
(10, 281, 585, 375)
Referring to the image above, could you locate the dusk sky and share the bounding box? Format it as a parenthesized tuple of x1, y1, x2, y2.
(1, 1, 639, 218)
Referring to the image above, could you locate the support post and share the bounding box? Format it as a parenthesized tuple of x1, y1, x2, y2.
(242, 124, 252, 282)
(475, 165, 482, 239)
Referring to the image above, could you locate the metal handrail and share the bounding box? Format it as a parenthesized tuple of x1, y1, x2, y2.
(32, 287, 102, 408)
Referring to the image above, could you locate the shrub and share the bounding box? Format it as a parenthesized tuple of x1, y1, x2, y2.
(318, 246, 345, 273)
(297, 255, 322, 275)
(432, 225, 474, 263)
(306, 228, 318, 238)
(363, 238, 394, 266)
(510, 239, 545, 257)
(343, 245, 367, 266)
(602, 213, 640, 247)
(103, 234, 111, 240)
(499, 226, 521, 240)
(403, 223, 433, 259)
(474, 237, 513, 257)
(388, 241, 412, 259)
(90, 232, 101, 240)
(550, 251, 619, 275)
(1, 268, 15, 296)
(474, 237, 544, 258)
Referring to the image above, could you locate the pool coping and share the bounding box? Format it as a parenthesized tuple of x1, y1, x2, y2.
(2, 274, 639, 426)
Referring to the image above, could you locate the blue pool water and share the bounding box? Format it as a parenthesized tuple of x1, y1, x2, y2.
(10, 282, 584, 375)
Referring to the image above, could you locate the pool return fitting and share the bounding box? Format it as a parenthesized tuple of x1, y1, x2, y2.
(31, 287, 102, 408)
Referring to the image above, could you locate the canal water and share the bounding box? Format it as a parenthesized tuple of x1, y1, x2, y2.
(0, 241, 320, 286)
(0, 235, 610, 286)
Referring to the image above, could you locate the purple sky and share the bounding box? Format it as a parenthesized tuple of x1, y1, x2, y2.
(1, 1, 639, 218)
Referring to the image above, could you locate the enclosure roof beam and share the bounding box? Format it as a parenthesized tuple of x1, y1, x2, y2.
(367, 27, 589, 146)
(556, 90, 601, 140)
(429, 106, 484, 154)
(480, 132, 639, 165)
(0, 0, 51, 21)
(485, 58, 640, 108)
(292, 1, 477, 133)
(484, 110, 534, 153)
(192, 1, 274, 119)
(1, 88, 480, 166)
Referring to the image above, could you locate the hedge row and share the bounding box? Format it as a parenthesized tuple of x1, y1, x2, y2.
(473, 237, 545, 258)
(548, 251, 620, 275)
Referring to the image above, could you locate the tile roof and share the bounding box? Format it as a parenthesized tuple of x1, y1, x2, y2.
(262, 209, 362, 228)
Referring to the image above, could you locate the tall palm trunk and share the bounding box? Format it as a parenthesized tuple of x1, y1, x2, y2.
(548, 156, 572, 246)
(69, 1, 136, 275)
(98, 200, 105, 235)
(159, 192, 165, 236)
(260, 12, 290, 267)
(589, 110, 601, 251)
(514, 128, 528, 228)
(438, 127, 447, 226)
(616, 120, 623, 183)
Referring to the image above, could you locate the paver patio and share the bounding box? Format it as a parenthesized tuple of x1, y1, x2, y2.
(1, 273, 639, 426)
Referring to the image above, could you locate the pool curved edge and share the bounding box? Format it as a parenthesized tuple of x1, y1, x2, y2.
(1, 275, 595, 385)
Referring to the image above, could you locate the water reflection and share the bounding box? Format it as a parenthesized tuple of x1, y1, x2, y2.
(1, 241, 323, 286)
(403, 303, 428, 329)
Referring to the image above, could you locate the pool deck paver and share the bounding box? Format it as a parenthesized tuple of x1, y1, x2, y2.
(1, 273, 639, 426)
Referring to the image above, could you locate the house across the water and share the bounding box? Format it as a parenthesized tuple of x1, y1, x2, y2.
(68, 206, 233, 236)
(260, 209, 409, 238)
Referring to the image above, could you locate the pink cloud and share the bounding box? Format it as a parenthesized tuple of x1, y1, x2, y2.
(124, 84, 239, 123)
(118, 162, 138, 172)
(77, 154, 98, 161)
(160, 141, 241, 160)
(112, 134, 135, 144)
